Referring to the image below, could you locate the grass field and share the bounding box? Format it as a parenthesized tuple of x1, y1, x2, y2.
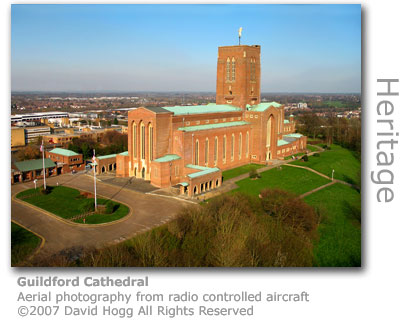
(306, 144, 319, 152)
(17, 186, 129, 224)
(304, 183, 361, 267)
(11, 222, 42, 266)
(292, 144, 360, 185)
(233, 165, 330, 196)
(222, 164, 265, 180)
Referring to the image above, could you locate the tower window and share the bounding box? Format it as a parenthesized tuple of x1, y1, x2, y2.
(231, 58, 236, 81)
(226, 58, 230, 81)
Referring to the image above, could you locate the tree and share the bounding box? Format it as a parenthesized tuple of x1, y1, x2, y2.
(298, 112, 322, 139)
(113, 117, 119, 125)
(15, 145, 41, 161)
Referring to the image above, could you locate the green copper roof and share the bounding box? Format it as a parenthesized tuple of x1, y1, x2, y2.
(246, 102, 282, 112)
(14, 158, 56, 172)
(284, 119, 289, 124)
(179, 121, 250, 132)
(284, 133, 303, 138)
(277, 140, 290, 147)
(97, 154, 117, 160)
(186, 164, 220, 179)
(119, 151, 128, 156)
(178, 182, 189, 187)
(162, 103, 241, 116)
(49, 148, 79, 157)
(154, 154, 181, 162)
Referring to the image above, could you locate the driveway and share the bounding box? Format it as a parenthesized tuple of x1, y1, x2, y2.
(11, 173, 189, 258)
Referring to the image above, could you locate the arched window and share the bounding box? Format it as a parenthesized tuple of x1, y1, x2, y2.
(226, 58, 230, 81)
(266, 116, 272, 147)
(223, 135, 226, 162)
(140, 123, 145, 160)
(239, 133, 242, 159)
(133, 122, 137, 159)
(148, 123, 153, 161)
(205, 138, 209, 165)
(195, 139, 199, 165)
(231, 57, 236, 81)
(214, 136, 218, 164)
(246, 132, 249, 158)
(231, 134, 235, 161)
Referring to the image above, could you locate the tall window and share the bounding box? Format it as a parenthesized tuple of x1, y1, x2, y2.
(195, 140, 199, 165)
(250, 58, 256, 81)
(266, 116, 272, 147)
(149, 124, 153, 161)
(214, 137, 218, 163)
(231, 134, 235, 161)
(133, 122, 137, 158)
(239, 133, 242, 159)
(231, 58, 236, 81)
(205, 138, 209, 165)
(223, 135, 226, 162)
(226, 58, 230, 81)
(246, 132, 249, 158)
(140, 123, 145, 160)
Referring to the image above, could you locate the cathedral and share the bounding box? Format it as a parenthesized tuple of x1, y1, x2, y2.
(116, 44, 307, 197)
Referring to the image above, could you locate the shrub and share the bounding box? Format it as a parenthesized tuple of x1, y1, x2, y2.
(105, 201, 115, 214)
(249, 168, 260, 179)
(313, 152, 320, 157)
(80, 201, 95, 214)
(302, 155, 309, 162)
(40, 186, 52, 195)
(259, 188, 318, 239)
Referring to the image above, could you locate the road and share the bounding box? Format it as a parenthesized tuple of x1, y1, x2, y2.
(11, 173, 189, 258)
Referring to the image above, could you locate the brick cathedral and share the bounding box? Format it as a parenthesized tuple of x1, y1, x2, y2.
(116, 44, 307, 197)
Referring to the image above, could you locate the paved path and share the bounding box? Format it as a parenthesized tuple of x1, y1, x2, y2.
(11, 173, 189, 258)
(284, 163, 357, 198)
(284, 163, 332, 180)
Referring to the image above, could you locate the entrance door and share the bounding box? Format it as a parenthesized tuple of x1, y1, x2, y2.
(141, 167, 145, 179)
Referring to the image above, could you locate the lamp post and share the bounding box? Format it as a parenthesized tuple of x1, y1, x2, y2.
(332, 169, 335, 181)
(33, 179, 37, 190)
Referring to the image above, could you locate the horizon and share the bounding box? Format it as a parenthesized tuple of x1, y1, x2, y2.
(11, 4, 361, 93)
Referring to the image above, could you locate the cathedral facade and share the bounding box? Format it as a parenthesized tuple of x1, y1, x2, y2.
(116, 44, 306, 197)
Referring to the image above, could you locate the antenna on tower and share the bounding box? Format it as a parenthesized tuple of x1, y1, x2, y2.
(238, 27, 243, 45)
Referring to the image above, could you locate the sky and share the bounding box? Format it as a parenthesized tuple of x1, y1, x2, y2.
(11, 4, 361, 93)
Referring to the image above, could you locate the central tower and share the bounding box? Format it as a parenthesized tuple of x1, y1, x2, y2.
(216, 45, 261, 110)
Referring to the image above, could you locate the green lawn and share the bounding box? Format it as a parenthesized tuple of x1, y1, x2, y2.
(11, 222, 42, 266)
(292, 144, 360, 185)
(222, 164, 265, 181)
(304, 183, 361, 267)
(233, 165, 330, 196)
(307, 144, 319, 152)
(17, 186, 129, 224)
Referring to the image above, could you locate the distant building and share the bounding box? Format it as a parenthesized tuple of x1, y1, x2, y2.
(298, 102, 308, 109)
(11, 127, 26, 148)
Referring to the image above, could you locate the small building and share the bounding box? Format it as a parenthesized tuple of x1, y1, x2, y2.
(46, 148, 84, 174)
(95, 154, 117, 174)
(12, 158, 56, 184)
